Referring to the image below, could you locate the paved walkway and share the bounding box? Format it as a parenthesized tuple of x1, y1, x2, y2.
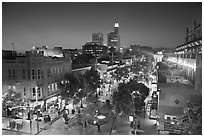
(38, 98, 157, 135)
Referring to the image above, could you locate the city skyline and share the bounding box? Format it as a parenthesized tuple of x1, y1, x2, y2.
(2, 2, 202, 51)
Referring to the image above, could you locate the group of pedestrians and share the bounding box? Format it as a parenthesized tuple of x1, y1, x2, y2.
(62, 106, 89, 129)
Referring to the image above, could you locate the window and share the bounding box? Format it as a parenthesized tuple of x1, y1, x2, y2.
(33, 88, 36, 96)
(12, 69, 15, 79)
(55, 82, 58, 90)
(37, 70, 40, 79)
(48, 83, 51, 94)
(38, 88, 41, 97)
(51, 83, 54, 91)
(23, 87, 26, 96)
(22, 70, 25, 79)
(47, 69, 50, 77)
(8, 69, 11, 79)
(28, 70, 30, 79)
(32, 70, 35, 80)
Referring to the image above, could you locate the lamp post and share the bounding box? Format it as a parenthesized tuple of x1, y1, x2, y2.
(27, 103, 32, 135)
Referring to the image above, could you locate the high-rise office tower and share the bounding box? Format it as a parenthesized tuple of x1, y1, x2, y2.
(107, 22, 121, 51)
(92, 33, 104, 45)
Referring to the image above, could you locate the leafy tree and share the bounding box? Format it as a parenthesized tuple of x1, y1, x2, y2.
(112, 82, 132, 115)
(112, 80, 149, 115)
(58, 73, 79, 103)
(83, 67, 101, 96)
(2, 90, 23, 108)
(75, 74, 87, 107)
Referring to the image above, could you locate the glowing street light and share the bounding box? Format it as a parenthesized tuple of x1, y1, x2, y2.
(129, 115, 134, 122)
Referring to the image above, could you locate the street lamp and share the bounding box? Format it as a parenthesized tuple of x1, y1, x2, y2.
(27, 103, 32, 135)
(129, 115, 134, 122)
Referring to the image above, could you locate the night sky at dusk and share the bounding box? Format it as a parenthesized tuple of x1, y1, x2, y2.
(2, 2, 202, 51)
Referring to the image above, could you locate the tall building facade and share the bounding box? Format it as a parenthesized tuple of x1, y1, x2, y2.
(92, 33, 103, 45)
(168, 21, 202, 91)
(2, 47, 72, 106)
(107, 22, 121, 51)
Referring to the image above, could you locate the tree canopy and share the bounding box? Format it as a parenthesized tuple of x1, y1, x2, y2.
(112, 80, 149, 115)
(83, 67, 101, 94)
(2, 90, 23, 108)
(58, 73, 80, 100)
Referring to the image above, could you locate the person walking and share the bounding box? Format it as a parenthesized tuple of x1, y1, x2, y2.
(97, 124, 101, 132)
(63, 110, 69, 128)
(84, 120, 87, 128)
